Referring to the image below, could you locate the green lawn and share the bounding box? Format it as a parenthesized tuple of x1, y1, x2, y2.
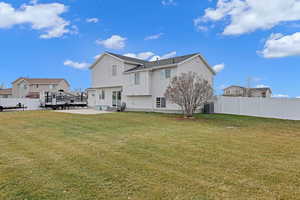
(1, 111, 300, 200)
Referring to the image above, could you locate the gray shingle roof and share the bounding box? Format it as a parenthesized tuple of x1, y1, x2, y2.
(249, 88, 272, 92)
(224, 85, 272, 92)
(107, 52, 148, 65)
(106, 52, 199, 72)
(12, 78, 69, 86)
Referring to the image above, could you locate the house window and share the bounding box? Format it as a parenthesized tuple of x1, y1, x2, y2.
(134, 72, 140, 85)
(99, 90, 105, 100)
(36, 84, 39, 88)
(156, 97, 166, 108)
(49, 85, 57, 90)
(112, 65, 117, 76)
(165, 69, 171, 79)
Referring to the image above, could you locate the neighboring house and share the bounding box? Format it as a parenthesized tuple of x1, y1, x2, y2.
(87, 52, 215, 112)
(248, 87, 272, 98)
(0, 88, 13, 98)
(223, 85, 272, 98)
(223, 86, 246, 97)
(12, 78, 70, 99)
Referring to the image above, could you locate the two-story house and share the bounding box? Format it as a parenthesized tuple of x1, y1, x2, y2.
(87, 52, 215, 112)
(12, 78, 70, 99)
(223, 85, 272, 98)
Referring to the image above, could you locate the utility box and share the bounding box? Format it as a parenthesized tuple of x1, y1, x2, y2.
(203, 103, 214, 114)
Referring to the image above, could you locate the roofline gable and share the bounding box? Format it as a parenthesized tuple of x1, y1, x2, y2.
(89, 52, 145, 70)
(89, 53, 124, 70)
(223, 85, 245, 90)
(89, 52, 216, 75)
(178, 54, 216, 75)
(12, 77, 27, 84)
(12, 78, 69, 86)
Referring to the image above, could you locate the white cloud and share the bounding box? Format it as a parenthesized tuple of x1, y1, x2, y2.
(149, 51, 177, 61)
(212, 63, 225, 73)
(124, 52, 155, 60)
(145, 33, 164, 40)
(162, 0, 177, 6)
(94, 54, 101, 60)
(96, 35, 127, 50)
(30, 0, 38, 5)
(0, 2, 72, 39)
(256, 84, 269, 88)
(161, 51, 177, 59)
(259, 32, 300, 58)
(196, 25, 209, 32)
(196, 0, 300, 35)
(64, 60, 90, 69)
(272, 94, 289, 98)
(296, 96, 300, 98)
(86, 18, 99, 23)
(219, 84, 228, 90)
(149, 55, 161, 61)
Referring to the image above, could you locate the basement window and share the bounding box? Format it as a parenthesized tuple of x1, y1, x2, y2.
(156, 97, 166, 108)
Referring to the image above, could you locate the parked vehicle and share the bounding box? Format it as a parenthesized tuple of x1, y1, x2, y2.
(41, 90, 88, 110)
(0, 103, 27, 112)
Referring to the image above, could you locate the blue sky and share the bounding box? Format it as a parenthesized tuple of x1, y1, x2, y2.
(1, 0, 300, 97)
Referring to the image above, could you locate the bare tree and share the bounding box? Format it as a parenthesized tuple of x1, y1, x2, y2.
(164, 72, 213, 118)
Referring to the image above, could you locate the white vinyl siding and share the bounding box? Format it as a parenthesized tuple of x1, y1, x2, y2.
(112, 65, 117, 76)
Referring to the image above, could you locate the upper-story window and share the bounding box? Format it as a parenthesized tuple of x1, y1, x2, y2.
(36, 84, 39, 88)
(112, 65, 117, 76)
(49, 84, 57, 90)
(134, 72, 140, 85)
(165, 69, 171, 79)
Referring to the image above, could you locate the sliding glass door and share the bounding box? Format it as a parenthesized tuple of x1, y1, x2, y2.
(112, 91, 121, 107)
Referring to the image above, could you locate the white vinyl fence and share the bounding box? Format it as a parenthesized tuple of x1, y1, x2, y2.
(214, 96, 300, 120)
(0, 98, 41, 110)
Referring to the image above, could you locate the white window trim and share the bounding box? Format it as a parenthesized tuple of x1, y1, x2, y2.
(165, 69, 171, 79)
(156, 97, 166, 108)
